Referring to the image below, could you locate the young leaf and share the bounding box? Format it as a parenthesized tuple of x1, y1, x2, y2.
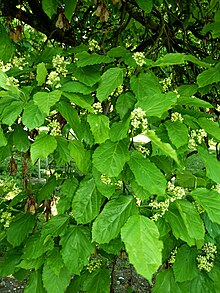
(173, 244, 199, 282)
(33, 90, 61, 115)
(36, 62, 47, 86)
(60, 225, 95, 275)
(121, 215, 163, 281)
(97, 67, 123, 102)
(92, 195, 138, 244)
(72, 176, 103, 224)
(87, 114, 110, 144)
(92, 139, 130, 177)
(24, 270, 46, 293)
(82, 268, 110, 293)
(30, 133, 57, 164)
(7, 213, 36, 247)
(128, 151, 166, 196)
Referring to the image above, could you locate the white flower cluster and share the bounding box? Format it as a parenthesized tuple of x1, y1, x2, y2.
(0, 61, 12, 72)
(101, 174, 112, 185)
(88, 39, 100, 51)
(189, 129, 207, 148)
(136, 145, 150, 156)
(167, 182, 186, 201)
(0, 56, 28, 72)
(87, 258, 102, 273)
(93, 102, 102, 114)
(130, 108, 148, 132)
(168, 247, 178, 265)
(212, 184, 220, 194)
(197, 242, 217, 272)
(48, 120, 61, 136)
(132, 52, 146, 67)
(6, 76, 19, 87)
(149, 199, 170, 221)
(111, 85, 123, 97)
(46, 71, 61, 88)
(160, 75, 172, 92)
(52, 55, 70, 77)
(171, 112, 184, 122)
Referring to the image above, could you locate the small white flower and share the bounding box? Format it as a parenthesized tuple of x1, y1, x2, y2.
(132, 52, 146, 67)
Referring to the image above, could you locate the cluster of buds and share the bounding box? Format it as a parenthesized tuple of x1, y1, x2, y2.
(212, 184, 220, 194)
(132, 52, 146, 67)
(130, 108, 148, 133)
(0, 211, 14, 228)
(6, 76, 19, 87)
(48, 120, 62, 136)
(111, 85, 124, 97)
(87, 258, 102, 273)
(92, 102, 102, 114)
(46, 71, 61, 89)
(168, 247, 178, 265)
(88, 39, 100, 51)
(167, 182, 186, 201)
(149, 199, 170, 221)
(52, 55, 70, 77)
(197, 242, 217, 272)
(189, 129, 207, 148)
(192, 201, 205, 214)
(171, 112, 184, 122)
(160, 75, 172, 92)
(101, 174, 112, 185)
(136, 145, 150, 156)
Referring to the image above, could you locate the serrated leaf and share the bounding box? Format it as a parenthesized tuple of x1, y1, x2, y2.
(30, 133, 57, 164)
(92, 139, 130, 177)
(62, 92, 94, 112)
(69, 140, 91, 174)
(33, 90, 61, 115)
(154, 53, 185, 66)
(87, 114, 110, 144)
(46, 248, 65, 277)
(60, 225, 95, 274)
(198, 146, 220, 184)
(109, 119, 130, 142)
(38, 176, 57, 202)
(7, 213, 36, 247)
(165, 121, 188, 148)
(121, 215, 163, 281)
(100, 237, 123, 255)
(72, 65, 100, 86)
(24, 271, 46, 293)
(92, 195, 138, 244)
(61, 81, 93, 95)
(97, 67, 123, 102)
(136, 92, 177, 117)
(197, 65, 220, 88)
(22, 101, 47, 130)
(12, 125, 30, 152)
(82, 268, 110, 293)
(42, 264, 71, 293)
(173, 244, 199, 282)
(72, 177, 103, 224)
(190, 273, 215, 293)
(147, 130, 179, 163)
(18, 257, 44, 271)
(76, 51, 112, 67)
(191, 188, 220, 225)
(0, 125, 7, 147)
(36, 62, 47, 86)
(41, 215, 69, 239)
(128, 151, 166, 196)
(197, 117, 220, 141)
(57, 178, 78, 214)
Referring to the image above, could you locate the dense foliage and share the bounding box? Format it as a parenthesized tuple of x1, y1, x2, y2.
(0, 0, 220, 292)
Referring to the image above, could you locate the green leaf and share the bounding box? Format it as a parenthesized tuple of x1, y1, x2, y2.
(121, 215, 163, 281)
(76, 51, 113, 67)
(92, 195, 138, 244)
(0, 125, 7, 147)
(18, 257, 44, 271)
(130, 72, 161, 100)
(72, 66, 100, 86)
(62, 92, 94, 112)
(190, 273, 215, 293)
(46, 248, 65, 277)
(165, 121, 189, 148)
(100, 237, 123, 255)
(177, 84, 198, 97)
(136, 92, 177, 117)
(0, 251, 21, 277)
(177, 96, 213, 108)
(197, 65, 220, 88)
(61, 81, 93, 95)
(69, 140, 91, 174)
(198, 146, 220, 184)
(134, 0, 153, 12)
(38, 176, 57, 202)
(0, 95, 23, 125)
(22, 101, 47, 130)
(63, 0, 77, 21)
(12, 125, 30, 152)
(42, 0, 57, 18)
(116, 92, 136, 119)
(30, 133, 57, 164)
(7, 213, 36, 247)
(191, 188, 220, 225)
(41, 215, 69, 239)
(109, 119, 130, 142)
(42, 264, 71, 293)
(24, 271, 46, 293)
(57, 101, 82, 139)
(154, 53, 185, 66)
(97, 67, 123, 102)
(173, 244, 199, 282)
(0, 25, 15, 62)
(57, 178, 78, 214)
(60, 225, 95, 274)
(92, 139, 130, 177)
(54, 136, 72, 164)
(128, 151, 166, 196)
(82, 268, 110, 293)
(197, 117, 220, 141)
(153, 269, 184, 293)
(184, 55, 211, 68)
(36, 62, 47, 86)
(92, 167, 116, 199)
(147, 130, 179, 163)
(33, 90, 61, 115)
(87, 114, 110, 144)
(72, 177, 103, 224)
